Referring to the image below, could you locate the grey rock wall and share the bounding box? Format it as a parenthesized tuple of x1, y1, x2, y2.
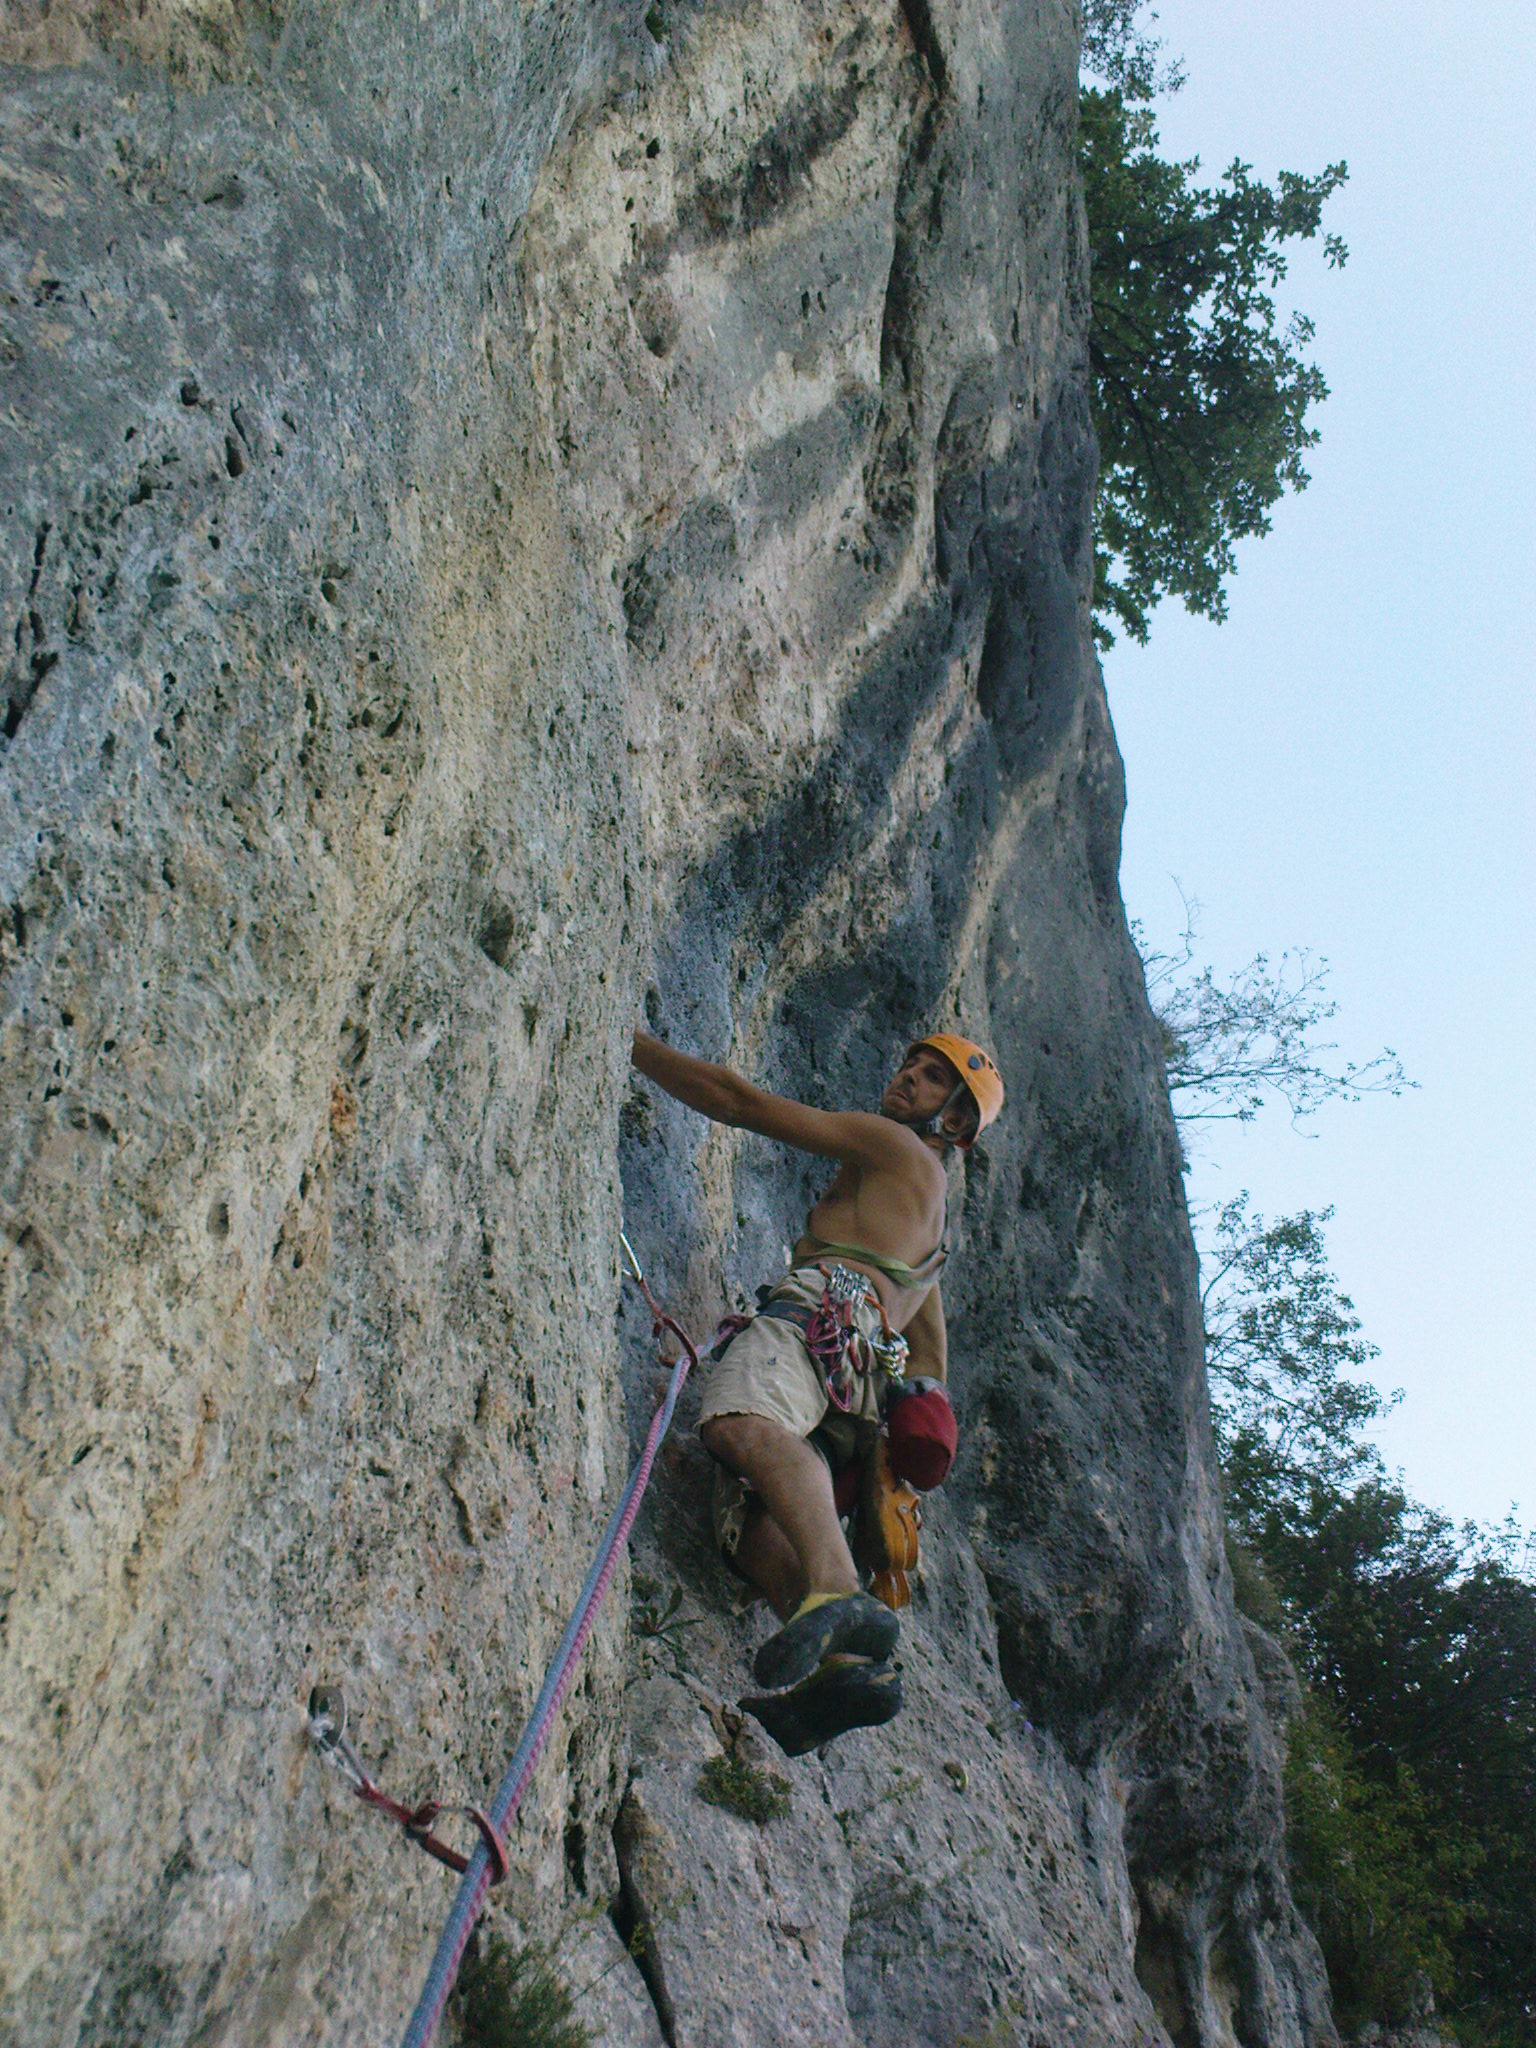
(1, 2, 1336, 2044)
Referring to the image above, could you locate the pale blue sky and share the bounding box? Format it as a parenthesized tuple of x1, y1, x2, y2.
(1098, 1, 1535, 1534)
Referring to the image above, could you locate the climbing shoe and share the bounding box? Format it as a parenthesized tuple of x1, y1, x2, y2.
(743, 1658, 903, 1759)
(751, 1590, 901, 1691)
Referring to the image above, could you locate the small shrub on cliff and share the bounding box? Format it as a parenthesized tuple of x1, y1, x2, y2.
(1139, 910, 1411, 1129)
(456, 1935, 590, 2048)
(632, 1574, 702, 1679)
(697, 1753, 792, 1824)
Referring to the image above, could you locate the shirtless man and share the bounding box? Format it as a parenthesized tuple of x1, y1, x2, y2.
(630, 1028, 1004, 1754)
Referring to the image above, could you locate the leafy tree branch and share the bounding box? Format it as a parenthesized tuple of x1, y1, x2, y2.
(1202, 1194, 1393, 1495)
(1079, 3, 1347, 644)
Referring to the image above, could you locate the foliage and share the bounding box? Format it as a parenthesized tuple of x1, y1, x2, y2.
(1242, 1465, 1536, 2044)
(1081, 0, 1184, 102)
(957, 1999, 1030, 2048)
(697, 1753, 792, 1824)
(1223, 1526, 1285, 1633)
(1284, 1690, 1475, 2033)
(1158, 902, 1533, 2039)
(1079, 44, 1347, 644)
(632, 1574, 701, 1678)
(1202, 1195, 1393, 1504)
(1206, 1197, 1536, 2044)
(458, 1935, 590, 2048)
(1138, 907, 1410, 1126)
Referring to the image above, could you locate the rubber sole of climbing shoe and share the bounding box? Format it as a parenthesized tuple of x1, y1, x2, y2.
(751, 1591, 901, 1692)
(742, 1659, 904, 1759)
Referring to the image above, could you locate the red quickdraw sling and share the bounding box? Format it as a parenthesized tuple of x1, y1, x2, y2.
(307, 1687, 510, 1882)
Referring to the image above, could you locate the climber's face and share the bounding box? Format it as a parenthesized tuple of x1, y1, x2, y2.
(880, 1047, 961, 1127)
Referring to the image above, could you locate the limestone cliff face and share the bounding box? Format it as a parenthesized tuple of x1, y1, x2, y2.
(0, 4, 1336, 2045)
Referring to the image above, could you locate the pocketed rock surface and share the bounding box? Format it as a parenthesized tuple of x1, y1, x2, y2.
(1, 3, 1336, 2044)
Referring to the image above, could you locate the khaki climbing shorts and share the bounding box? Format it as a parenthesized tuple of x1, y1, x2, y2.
(698, 1265, 885, 1558)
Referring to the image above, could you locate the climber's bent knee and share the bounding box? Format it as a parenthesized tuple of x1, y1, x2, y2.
(700, 1409, 794, 1468)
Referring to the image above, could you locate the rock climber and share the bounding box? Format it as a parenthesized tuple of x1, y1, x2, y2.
(629, 1027, 1004, 1755)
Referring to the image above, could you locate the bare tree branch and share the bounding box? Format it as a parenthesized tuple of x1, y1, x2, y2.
(1136, 896, 1414, 1126)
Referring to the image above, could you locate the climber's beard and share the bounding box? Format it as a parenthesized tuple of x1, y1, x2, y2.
(879, 1069, 948, 1128)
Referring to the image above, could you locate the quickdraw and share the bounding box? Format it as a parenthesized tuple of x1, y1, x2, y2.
(815, 1263, 877, 1409)
(307, 1686, 509, 1882)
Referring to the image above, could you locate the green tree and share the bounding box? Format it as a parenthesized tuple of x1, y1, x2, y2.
(1203, 1188, 1536, 2043)
(1202, 1196, 1392, 1506)
(1238, 1466, 1536, 2045)
(1284, 1687, 1476, 2034)
(1081, 0, 1184, 102)
(1138, 906, 1533, 2040)
(1078, 42, 1347, 644)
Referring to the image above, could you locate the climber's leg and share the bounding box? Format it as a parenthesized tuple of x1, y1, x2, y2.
(701, 1410, 859, 1605)
(728, 1494, 805, 1620)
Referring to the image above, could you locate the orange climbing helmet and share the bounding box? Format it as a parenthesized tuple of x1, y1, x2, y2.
(907, 1032, 1005, 1145)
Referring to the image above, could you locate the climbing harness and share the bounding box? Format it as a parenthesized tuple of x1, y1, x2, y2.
(307, 1231, 702, 2048)
(758, 1262, 909, 1413)
(796, 1229, 948, 1290)
(815, 1261, 873, 1411)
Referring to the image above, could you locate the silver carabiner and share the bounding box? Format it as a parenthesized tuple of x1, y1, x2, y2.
(824, 1263, 867, 1309)
(307, 1685, 368, 1790)
(871, 1329, 909, 1380)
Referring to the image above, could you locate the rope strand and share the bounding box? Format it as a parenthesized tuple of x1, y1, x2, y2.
(396, 1249, 699, 2048)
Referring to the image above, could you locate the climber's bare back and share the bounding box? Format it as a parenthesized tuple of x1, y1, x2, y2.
(629, 1033, 958, 1330)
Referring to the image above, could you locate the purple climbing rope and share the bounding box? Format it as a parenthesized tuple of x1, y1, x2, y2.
(396, 1237, 700, 2048)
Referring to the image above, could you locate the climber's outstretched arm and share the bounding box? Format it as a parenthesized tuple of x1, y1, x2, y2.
(631, 1029, 916, 1167)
